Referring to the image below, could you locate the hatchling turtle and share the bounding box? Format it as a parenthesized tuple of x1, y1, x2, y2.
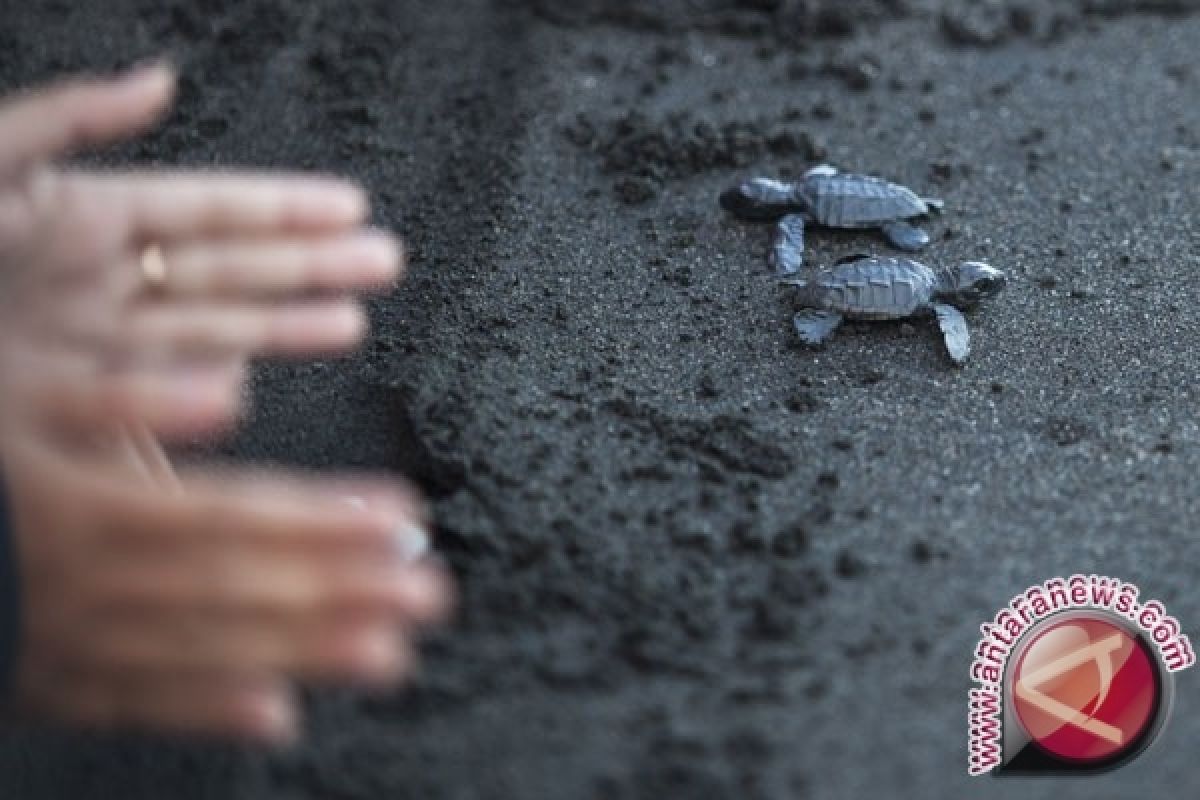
(721, 164, 944, 275)
(786, 253, 1005, 364)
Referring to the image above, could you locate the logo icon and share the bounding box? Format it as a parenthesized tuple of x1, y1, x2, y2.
(968, 575, 1193, 776)
(1008, 612, 1163, 770)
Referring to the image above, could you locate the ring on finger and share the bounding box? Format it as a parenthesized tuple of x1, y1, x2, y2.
(140, 243, 169, 292)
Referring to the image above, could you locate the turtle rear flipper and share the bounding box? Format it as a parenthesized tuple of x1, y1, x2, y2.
(934, 303, 970, 365)
(769, 214, 807, 278)
(881, 220, 931, 251)
(793, 310, 842, 345)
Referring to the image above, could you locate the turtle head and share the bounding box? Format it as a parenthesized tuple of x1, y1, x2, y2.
(939, 261, 1006, 308)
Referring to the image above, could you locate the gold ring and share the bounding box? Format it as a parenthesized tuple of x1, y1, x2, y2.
(140, 244, 167, 290)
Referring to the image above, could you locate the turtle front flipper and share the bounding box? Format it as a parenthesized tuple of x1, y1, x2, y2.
(933, 303, 970, 364)
(769, 214, 807, 278)
(880, 220, 931, 251)
(793, 310, 843, 345)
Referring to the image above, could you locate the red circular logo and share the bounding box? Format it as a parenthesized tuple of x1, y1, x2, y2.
(1011, 616, 1159, 764)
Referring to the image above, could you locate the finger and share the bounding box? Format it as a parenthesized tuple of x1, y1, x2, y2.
(105, 472, 428, 558)
(121, 423, 183, 493)
(19, 357, 244, 440)
(0, 65, 174, 178)
(112, 424, 168, 487)
(86, 610, 416, 685)
(50, 422, 181, 485)
(73, 171, 369, 241)
(159, 232, 402, 298)
(126, 300, 366, 358)
(45, 672, 297, 742)
(89, 548, 453, 624)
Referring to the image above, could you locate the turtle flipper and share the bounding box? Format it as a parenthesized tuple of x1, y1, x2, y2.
(933, 303, 970, 365)
(769, 214, 806, 278)
(793, 310, 843, 345)
(880, 220, 931, 251)
(922, 197, 945, 213)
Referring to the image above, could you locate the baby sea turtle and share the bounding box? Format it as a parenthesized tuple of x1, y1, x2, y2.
(786, 254, 1005, 364)
(721, 164, 944, 276)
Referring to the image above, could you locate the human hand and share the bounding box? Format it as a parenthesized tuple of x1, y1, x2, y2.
(0, 64, 402, 441)
(2, 428, 451, 742)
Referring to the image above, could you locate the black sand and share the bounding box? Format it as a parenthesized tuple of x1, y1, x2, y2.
(2, 1, 1200, 797)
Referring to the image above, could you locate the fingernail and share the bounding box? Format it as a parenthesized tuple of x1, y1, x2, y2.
(169, 367, 233, 409)
(353, 232, 400, 281)
(254, 694, 297, 742)
(309, 304, 366, 346)
(337, 305, 367, 341)
(123, 59, 176, 90)
(394, 522, 431, 562)
(165, 370, 195, 399)
(332, 186, 368, 222)
(358, 631, 400, 679)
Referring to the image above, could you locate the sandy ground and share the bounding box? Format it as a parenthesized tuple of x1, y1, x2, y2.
(1, 1, 1200, 797)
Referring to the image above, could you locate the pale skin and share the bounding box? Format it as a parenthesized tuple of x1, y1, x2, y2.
(0, 65, 452, 742)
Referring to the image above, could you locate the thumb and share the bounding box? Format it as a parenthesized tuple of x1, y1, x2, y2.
(0, 63, 175, 178)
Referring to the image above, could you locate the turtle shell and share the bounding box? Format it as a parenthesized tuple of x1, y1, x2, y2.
(806, 255, 937, 319)
(800, 173, 930, 228)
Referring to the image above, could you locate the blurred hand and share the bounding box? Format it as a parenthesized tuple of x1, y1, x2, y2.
(0, 64, 402, 441)
(2, 427, 451, 742)
(0, 67, 451, 743)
